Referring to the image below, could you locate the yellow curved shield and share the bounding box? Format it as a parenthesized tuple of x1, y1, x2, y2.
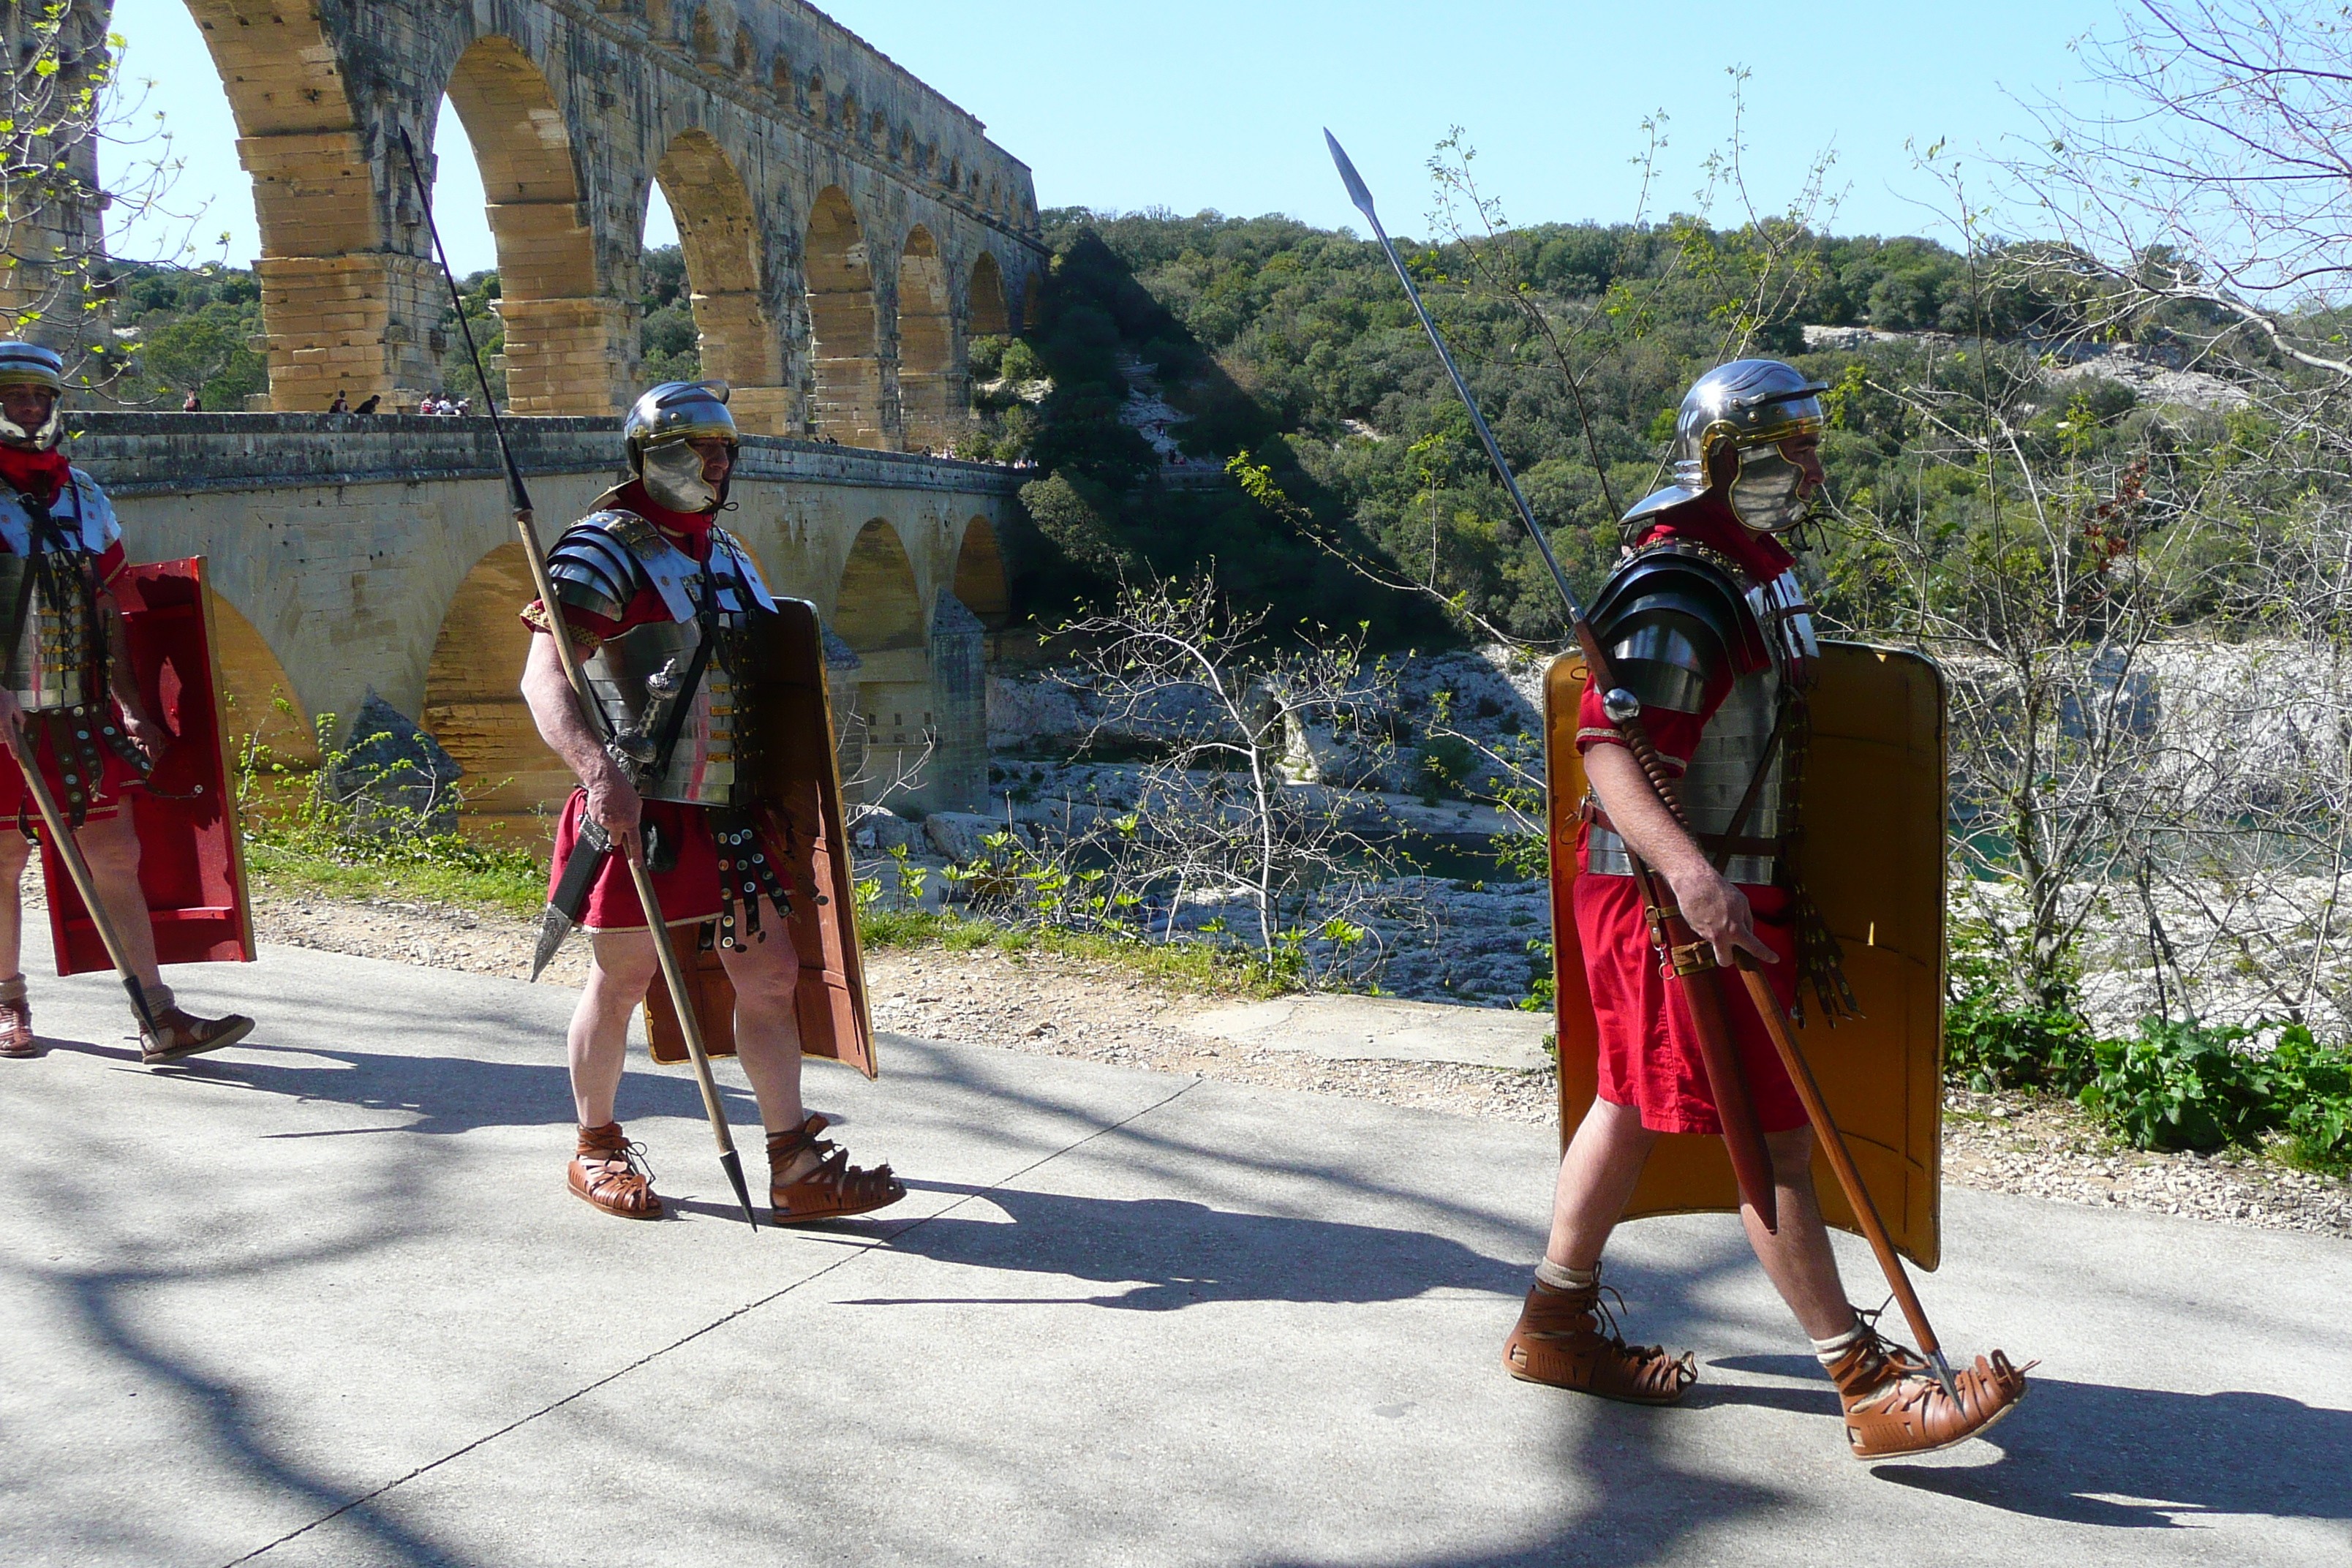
(1544, 641, 1948, 1268)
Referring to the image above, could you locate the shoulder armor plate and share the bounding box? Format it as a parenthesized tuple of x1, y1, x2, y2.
(1588, 543, 1768, 682)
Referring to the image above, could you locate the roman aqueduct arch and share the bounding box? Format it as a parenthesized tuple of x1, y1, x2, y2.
(181, 0, 1045, 447)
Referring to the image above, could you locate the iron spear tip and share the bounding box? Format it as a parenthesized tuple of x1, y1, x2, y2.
(1324, 129, 1378, 222)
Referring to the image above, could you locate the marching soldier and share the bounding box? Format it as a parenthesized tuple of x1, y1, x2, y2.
(519, 380, 904, 1224)
(0, 342, 253, 1063)
(1504, 359, 2029, 1457)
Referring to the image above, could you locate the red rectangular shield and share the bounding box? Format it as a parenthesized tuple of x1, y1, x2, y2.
(45, 557, 256, 973)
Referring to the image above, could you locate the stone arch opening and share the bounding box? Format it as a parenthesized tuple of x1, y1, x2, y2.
(1019, 271, 1044, 336)
(441, 35, 621, 415)
(212, 593, 317, 769)
(897, 226, 957, 451)
(953, 516, 1011, 630)
(185, 0, 382, 410)
(653, 130, 788, 433)
(422, 540, 568, 841)
(805, 186, 883, 447)
(968, 252, 1011, 339)
(834, 519, 930, 802)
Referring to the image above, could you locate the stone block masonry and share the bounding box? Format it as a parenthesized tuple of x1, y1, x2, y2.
(64, 412, 1022, 831)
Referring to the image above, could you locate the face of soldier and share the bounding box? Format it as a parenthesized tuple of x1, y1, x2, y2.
(0, 383, 58, 451)
(641, 435, 733, 513)
(1723, 431, 1825, 535)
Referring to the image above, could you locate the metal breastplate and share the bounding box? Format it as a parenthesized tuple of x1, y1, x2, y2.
(1676, 665, 1782, 883)
(584, 614, 741, 807)
(0, 554, 100, 712)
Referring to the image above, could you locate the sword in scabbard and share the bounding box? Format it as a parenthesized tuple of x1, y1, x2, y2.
(399, 128, 759, 1233)
(1324, 132, 1967, 1395)
(1324, 130, 1779, 1230)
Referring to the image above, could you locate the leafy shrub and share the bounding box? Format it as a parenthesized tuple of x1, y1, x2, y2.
(2078, 1019, 2283, 1153)
(1945, 989, 2097, 1094)
(2270, 1026, 2352, 1173)
(1943, 921, 2096, 1093)
(1417, 734, 1475, 797)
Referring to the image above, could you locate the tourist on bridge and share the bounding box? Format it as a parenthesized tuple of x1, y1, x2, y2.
(519, 380, 905, 1224)
(0, 342, 254, 1063)
(1507, 358, 2028, 1458)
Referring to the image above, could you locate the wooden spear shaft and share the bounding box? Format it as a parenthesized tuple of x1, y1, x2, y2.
(7, 723, 159, 1040)
(1733, 954, 1961, 1406)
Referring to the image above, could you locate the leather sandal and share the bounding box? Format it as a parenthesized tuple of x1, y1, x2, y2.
(1502, 1277, 1697, 1405)
(767, 1113, 905, 1224)
(1824, 1318, 2032, 1458)
(139, 1003, 255, 1066)
(0, 976, 34, 1058)
(568, 1122, 663, 1219)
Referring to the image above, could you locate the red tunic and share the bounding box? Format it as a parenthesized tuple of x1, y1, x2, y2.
(0, 445, 140, 824)
(525, 483, 759, 934)
(1572, 498, 1806, 1135)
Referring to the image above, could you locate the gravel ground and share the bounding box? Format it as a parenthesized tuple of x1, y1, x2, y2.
(88, 885, 2350, 1240)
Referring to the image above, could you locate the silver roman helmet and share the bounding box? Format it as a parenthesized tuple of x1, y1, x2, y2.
(623, 378, 737, 513)
(0, 342, 67, 451)
(1621, 358, 1828, 537)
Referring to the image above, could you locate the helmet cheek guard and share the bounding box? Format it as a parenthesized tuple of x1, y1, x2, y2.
(623, 379, 739, 513)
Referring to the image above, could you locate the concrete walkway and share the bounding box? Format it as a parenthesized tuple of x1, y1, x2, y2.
(1, 948, 2345, 1567)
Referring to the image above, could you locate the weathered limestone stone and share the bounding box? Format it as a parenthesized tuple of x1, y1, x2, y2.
(64, 410, 1019, 833)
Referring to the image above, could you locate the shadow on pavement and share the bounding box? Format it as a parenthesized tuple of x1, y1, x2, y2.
(130, 1047, 753, 1136)
(1717, 1352, 2348, 1526)
(18, 1164, 481, 1567)
(844, 1181, 1529, 1310)
(1878, 1379, 2350, 1526)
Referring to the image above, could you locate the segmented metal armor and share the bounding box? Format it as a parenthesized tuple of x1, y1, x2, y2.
(0, 470, 148, 823)
(1582, 541, 1818, 884)
(545, 509, 777, 807)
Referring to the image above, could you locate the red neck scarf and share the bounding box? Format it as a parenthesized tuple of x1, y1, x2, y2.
(618, 480, 716, 563)
(0, 445, 72, 507)
(1635, 489, 1795, 585)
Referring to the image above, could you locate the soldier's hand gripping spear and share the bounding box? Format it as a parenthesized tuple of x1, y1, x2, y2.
(398, 129, 760, 1232)
(1324, 132, 1967, 1405)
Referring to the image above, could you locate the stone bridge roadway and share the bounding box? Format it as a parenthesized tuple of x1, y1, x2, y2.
(70, 412, 1022, 833)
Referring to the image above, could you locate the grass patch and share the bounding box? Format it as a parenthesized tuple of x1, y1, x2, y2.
(857, 905, 1296, 999)
(244, 839, 546, 919)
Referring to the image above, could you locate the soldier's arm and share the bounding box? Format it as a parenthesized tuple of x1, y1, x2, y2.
(521, 632, 643, 859)
(99, 596, 169, 760)
(1584, 742, 1772, 968)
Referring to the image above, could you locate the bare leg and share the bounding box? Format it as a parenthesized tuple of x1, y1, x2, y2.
(571, 928, 657, 1126)
(717, 903, 813, 1173)
(1545, 1097, 1659, 1270)
(75, 810, 162, 991)
(1741, 1124, 1858, 1340)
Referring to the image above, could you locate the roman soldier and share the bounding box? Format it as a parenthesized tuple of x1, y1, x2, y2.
(519, 380, 904, 1224)
(1504, 358, 2028, 1457)
(0, 342, 254, 1063)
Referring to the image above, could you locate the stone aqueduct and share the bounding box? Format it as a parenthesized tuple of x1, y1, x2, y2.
(65, 1, 1056, 832)
(190, 0, 1047, 447)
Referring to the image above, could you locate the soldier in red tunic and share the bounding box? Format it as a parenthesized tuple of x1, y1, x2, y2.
(1502, 359, 2027, 1458)
(0, 342, 252, 1064)
(521, 381, 903, 1225)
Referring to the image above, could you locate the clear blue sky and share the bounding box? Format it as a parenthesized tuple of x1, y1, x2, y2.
(105, 0, 2122, 275)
